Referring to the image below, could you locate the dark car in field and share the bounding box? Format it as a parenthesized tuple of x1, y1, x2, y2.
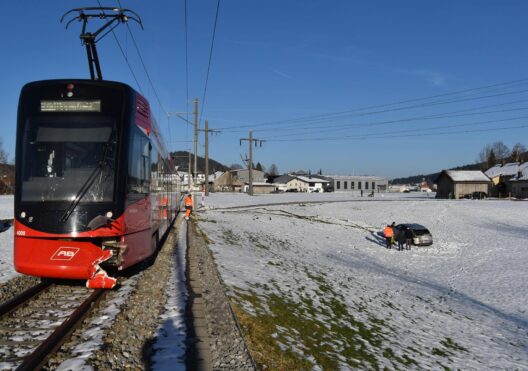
(394, 223, 433, 246)
(462, 191, 488, 199)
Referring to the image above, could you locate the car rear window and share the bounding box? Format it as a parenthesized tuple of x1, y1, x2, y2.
(414, 229, 430, 236)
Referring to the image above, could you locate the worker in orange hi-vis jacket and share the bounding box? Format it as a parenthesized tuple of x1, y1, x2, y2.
(383, 224, 394, 249)
(184, 192, 193, 221)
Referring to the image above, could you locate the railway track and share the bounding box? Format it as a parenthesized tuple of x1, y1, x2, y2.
(0, 281, 105, 370)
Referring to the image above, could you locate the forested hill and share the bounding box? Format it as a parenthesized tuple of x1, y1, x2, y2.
(170, 151, 229, 173)
(392, 148, 528, 184)
(391, 162, 483, 185)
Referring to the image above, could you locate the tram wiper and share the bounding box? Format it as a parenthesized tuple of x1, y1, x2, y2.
(60, 141, 113, 223)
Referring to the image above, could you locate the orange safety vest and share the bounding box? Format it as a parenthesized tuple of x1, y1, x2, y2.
(185, 195, 193, 207)
(383, 226, 394, 238)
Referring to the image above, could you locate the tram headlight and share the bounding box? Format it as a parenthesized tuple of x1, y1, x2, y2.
(20, 211, 26, 218)
(106, 211, 113, 219)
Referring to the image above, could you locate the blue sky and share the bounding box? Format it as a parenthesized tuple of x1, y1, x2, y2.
(1, 1, 528, 178)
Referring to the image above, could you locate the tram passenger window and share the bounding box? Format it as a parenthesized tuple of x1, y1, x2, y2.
(127, 127, 151, 198)
(150, 145, 159, 191)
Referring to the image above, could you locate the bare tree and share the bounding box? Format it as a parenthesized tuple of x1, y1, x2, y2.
(0, 138, 7, 164)
(268, 163, 279, 176)
(492, 141, 510, 161)
(511, 142, 526, 162)
(478, 141, 510, 165)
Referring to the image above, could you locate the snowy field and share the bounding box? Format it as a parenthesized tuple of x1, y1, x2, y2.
(0, 195, 15, 283)
(198, 192, 528, 370)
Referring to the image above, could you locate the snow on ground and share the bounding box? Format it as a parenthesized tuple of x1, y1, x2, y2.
(151, 220, 188, 371)
(0, 195, 16, 283)
(197, 192, 528, 370)
(56, 277, 138, 371)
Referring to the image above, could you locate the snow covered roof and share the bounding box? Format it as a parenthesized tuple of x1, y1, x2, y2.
(326, 175, 387, 181)
(510, 162, 528, 181)
(208, 171, 224, 182)
(295, 176, 329, 184)
(273, 174, 295, 184)
(485, 163, 524, 178)
(445, 170, 490, 182)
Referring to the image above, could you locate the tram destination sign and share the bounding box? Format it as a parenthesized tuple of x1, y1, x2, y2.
(40, 100, 101, 112)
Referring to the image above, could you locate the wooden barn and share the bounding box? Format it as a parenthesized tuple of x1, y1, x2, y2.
(435, 170, 491, 199)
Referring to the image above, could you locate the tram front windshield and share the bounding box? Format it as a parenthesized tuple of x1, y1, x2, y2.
(20, 116, 116, 203)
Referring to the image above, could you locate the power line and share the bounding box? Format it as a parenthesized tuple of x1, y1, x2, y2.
(184, 0, 190, 131)
(116, 0, 168, 116)
(111, 0, 176, 151)
(214, 78, 528, 130)
(199, 0, 221, 122)
(220, 98, 528, 135)
(264, 105, 528, 139)
(96, 0, 144, 94)
(264, 120, 528, 143)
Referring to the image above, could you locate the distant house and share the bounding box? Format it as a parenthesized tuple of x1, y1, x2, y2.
(243, 182, 276, 194)
(290, 176, 329, 192)
(419, 178, 435, 192)
(211, 169, 265, 192)
(434, 170, 491, 199)
(485, 162, 528, 197)
(271, 174, 329, 192)
(327, 175, 388, 193)
(272, 174, 295, 192)
(509, 163, 528, 199)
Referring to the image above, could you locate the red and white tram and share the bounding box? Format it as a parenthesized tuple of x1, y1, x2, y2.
(14, 79, 180, 288)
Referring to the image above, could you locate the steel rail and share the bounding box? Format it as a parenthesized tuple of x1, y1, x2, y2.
(0, 281, 51, 317)
(16, 288, 106, 371)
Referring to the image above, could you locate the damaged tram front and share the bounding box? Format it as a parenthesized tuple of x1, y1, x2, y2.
(14, 80, 179, 289)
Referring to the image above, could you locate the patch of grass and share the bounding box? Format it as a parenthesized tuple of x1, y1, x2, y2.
(232, 293, 312, 370)
(230, 272, 389, 369)
(221, 228, 241, 245)
(245, 231, 292, 252)
(382, 347, 419, 368)
(432, 347, 449, 357)
(246, 232, 270, 250)
(441, 337, 468, 352)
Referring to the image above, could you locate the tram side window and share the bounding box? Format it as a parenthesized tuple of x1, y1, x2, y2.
(150, 145, 160, 192)
(127, 127, 151, 198)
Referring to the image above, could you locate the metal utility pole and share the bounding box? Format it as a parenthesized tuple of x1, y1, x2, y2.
(198, 120, 220, 196)
(188, 152, 192, 192)
(193, 98, 199, 187)
(240, 129, 265, 196)
(205, 121, 209, 196)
